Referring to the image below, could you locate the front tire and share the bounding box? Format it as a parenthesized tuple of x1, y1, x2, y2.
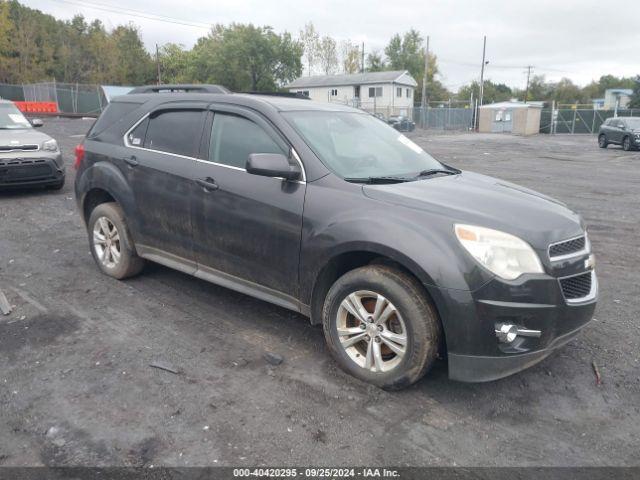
(598, 134, 608, 148)
(87, 202, 144, 279)
(322, 265, 441, 390)
(622, 136, 632, 151)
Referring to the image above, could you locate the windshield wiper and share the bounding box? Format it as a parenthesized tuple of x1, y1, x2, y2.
(344, 176, 411, 184)
(416, 168, 460, 178)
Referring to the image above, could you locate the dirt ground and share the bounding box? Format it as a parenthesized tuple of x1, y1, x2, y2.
(0, 118, 638, 467)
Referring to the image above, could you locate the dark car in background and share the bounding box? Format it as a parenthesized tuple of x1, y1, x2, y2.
(74, 85, 597, 389)
(0, 100, 64, 189)
(388, 115, 415, 132)
(598, 117, 640, 151)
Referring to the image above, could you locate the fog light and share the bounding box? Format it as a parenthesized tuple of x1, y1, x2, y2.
(495, 324, 518, 343)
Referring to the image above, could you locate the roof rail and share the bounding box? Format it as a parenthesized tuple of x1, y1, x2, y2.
(241, 91, 311, 100)
(128, 84, 230, 94)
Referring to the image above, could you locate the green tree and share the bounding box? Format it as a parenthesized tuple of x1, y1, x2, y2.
(366, 51, 385, 72)
(159, 43, 190, 84)
(112, 24, 154, 85)
(191, 23, 302, 91)
(384, 29, 424, 80)
(458, 80, 513, 105)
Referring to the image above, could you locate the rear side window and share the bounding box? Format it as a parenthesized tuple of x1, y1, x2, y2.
(209, 113, 285, 168)
(89, 101, 142, 137)
(144, 110, 204, 157)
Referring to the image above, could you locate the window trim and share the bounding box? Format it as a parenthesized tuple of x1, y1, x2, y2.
(123, 108, 306, 183)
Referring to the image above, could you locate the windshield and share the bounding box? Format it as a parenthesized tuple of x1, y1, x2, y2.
(283, 111, 443, 179)
(0, 104, 32, 130)
(623, 118, 640, 129)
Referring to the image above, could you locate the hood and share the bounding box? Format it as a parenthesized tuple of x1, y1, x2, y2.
(362, 171, 584, 249)
(0, 128, 52, 148)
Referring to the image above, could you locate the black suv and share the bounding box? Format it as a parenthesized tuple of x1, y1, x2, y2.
(598, 117, 640, 151)
(75, 85, 597, 389)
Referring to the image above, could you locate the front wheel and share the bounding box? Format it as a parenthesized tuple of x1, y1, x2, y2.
(622, 136, 632, 151)
(322, 265, 441, 390)
(598, 134, 608, 148)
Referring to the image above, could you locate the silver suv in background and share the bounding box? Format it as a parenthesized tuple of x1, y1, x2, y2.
(0, 100, 64, 190)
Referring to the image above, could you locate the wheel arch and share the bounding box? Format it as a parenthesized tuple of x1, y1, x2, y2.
(307, 244, 447, 348)
(77, 162, 137, 228)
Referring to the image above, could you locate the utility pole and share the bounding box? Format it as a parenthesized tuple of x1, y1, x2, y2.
(421, 35, 430, 110)
(361, 42, 365, 73)
(524, 65, 533, 103)
(477, 35, 487, 130)
(155, 43, 162, 85)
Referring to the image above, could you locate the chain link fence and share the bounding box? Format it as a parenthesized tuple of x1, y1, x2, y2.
(540, 108, 640, 134)
(0, 82, 118, 115)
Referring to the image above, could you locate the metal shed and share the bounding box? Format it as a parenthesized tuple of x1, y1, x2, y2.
(478, 101, 542, 135)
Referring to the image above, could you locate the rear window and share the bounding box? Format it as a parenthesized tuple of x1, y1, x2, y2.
(89, 101, 142, 137)
(143, 110, 204, 157)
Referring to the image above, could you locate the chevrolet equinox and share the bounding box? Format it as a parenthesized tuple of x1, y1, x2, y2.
(74, 85, 597, 389)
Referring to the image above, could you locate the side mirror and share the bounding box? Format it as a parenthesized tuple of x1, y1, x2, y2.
(246, 153, 301, 181)
(30, 118, 44, 127)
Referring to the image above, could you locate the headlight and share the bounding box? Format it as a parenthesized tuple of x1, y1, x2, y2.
(42, 139, 58, 152)
(455, 224, 544, 280)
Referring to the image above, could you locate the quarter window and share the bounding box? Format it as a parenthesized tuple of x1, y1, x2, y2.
(127, 118, 149, 146)
(143, 110, 204, 157)
(209, 113, 285, 169)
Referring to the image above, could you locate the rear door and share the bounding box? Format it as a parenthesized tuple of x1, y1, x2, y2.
(190, 105, 306, 305)
(123, 104, 207, 262)
(609, 119, 623, 143)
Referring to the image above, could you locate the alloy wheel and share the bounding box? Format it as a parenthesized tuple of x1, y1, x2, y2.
(336, 290, 407, 373)
(93, 217, 121, 269)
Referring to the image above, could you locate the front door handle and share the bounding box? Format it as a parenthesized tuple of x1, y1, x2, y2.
(123, 156, 139, 167)
(196, 177, 219, 191)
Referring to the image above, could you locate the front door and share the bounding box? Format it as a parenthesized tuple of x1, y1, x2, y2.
(190, 107, 306, 306)
(123, 106, 206, 261)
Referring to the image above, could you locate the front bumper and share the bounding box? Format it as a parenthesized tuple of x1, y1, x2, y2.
(0, 154, 64, 188)
(427, 265, 597, 382)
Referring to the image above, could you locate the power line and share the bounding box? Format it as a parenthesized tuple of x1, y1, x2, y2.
(44, 0, 213, 29)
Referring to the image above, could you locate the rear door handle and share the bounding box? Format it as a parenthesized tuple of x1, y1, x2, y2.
(196, 177, 219, 191)
(123, 156, 139, 167)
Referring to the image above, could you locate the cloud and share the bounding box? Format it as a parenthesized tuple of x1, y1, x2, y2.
(24, 0, 640, 90)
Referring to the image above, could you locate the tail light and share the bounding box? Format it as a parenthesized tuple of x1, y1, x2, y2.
(74, 143, 85, 169)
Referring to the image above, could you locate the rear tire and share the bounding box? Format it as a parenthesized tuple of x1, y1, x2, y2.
(622, 136, 632, 151)
(322, 265, 441, 390)
(598, 134, 608, 148)
(87, 202, 144, 279)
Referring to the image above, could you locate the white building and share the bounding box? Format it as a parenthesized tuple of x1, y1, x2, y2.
(285, 70, 418, 116)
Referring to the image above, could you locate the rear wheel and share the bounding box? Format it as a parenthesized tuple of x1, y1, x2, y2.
(598, 134, 608, 148)
(87, 202, 144, 279)
(322, 265, 441, 390)
(622, 136, 632, 151)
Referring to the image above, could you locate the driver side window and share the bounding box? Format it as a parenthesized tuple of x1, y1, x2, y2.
(209, 113, 285, 169)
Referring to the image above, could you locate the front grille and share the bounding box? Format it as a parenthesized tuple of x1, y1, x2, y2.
(560, 272, 592, 300)
(549, 236, 586, 258)
(0, 144, 39, 152)
(0, 158, 53, 182)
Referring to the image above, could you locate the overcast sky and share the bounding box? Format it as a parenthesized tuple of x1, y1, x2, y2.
(24, 0, 640, 91)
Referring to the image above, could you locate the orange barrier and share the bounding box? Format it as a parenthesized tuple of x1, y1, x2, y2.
(13, 101, 59, 114)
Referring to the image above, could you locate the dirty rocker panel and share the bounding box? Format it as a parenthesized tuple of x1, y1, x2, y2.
(136, 244, 309, 315)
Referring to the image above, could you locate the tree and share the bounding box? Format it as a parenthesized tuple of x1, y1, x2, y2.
(159, 43, 191, 84)
(191, 23, 302, 91)
(317, 36, 338, 75)
(366, 51, 385, 72)
(112, 24, 154, 85)
(299, 22, 319, 76)
(0, 1, 15, 82)
(458, 80, 513, 105)
(340, 40, 360, 74)
(384, 29, 424, 80)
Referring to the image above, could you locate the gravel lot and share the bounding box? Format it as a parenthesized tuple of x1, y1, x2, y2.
(0, 117, 638, 467)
